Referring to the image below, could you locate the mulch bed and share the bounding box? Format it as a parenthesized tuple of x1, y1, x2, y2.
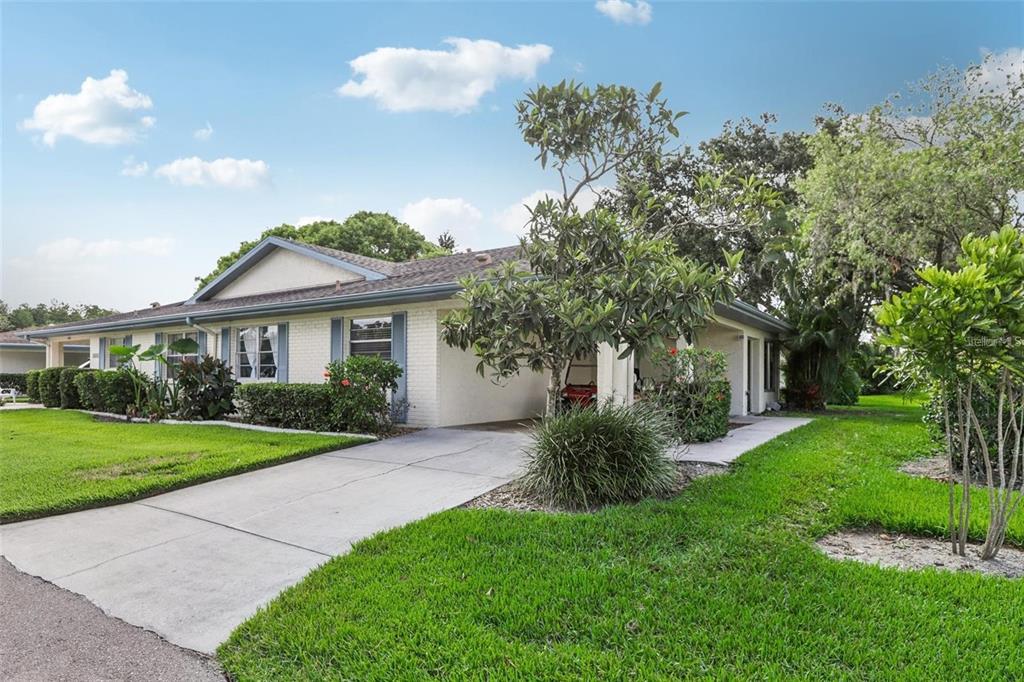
(462, 461, 729, 514)
(900, 454, 994, 487)
(817, 530, 1024, 579)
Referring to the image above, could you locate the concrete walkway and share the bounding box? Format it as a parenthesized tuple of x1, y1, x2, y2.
(669, 416, 812, 465)
(1, 428, 529, 655)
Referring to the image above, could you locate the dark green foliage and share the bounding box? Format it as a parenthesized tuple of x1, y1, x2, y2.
(641, 347, 731, 442)
(0, 299, 117, 332)
(522, 402, 678, 510)
(58, 368, 90, 409)
(176, 356, 238, 420)
(0, 373, 28, 393)
(325, 356, 403, 434)
(73, 371, 102, 410)
(25, 371, 40, 402)
(237, 384, 337, 431)
(37, 367, 63, 407)
(240, 357, 403, 434)
(94, 370, 140, 415)
(923, 388, 1007, 480)
(828, 364, 863, 406)
(853, 342, 898, 395)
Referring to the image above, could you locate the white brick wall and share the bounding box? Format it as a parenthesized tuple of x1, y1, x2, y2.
(285, 318, 331, 383)
(404, 308, 440, 427)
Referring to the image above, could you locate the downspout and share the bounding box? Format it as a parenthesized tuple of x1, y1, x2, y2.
(186, 316, 220, 356)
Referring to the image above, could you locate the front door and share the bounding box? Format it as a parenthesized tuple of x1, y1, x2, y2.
(747, 338, 755, 414)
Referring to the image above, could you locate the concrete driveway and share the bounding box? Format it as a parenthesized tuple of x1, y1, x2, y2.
(1, 427, 529, 655)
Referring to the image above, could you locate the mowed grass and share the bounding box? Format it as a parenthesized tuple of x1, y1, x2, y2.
(0, 409, 368, 522)
(219, 396, 1024, 680)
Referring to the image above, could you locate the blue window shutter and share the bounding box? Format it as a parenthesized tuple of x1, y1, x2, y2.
(154, 333, 164, 379)
(330, 318, 343, 364)
(220, 328, 231, 363)
(197, 331, 207, 357)
(98, 338, 107, 370)
(276, 323, 289, 383)
(124, 335, 132, 347)
(391, 312, 407, 423)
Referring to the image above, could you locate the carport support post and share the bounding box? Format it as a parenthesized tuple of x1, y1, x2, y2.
(597, 343, 635, 407)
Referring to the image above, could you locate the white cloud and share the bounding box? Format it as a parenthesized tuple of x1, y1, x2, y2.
(595, 0, 652, 25)
(193, 121, 214, 140)
(153, 157, 270, 189)
(295, 215, 332, 227)
(20, 69, 155, 146)
(338, 38, 553, 113)
(34, 236, 174, 264)
(120, 156, 149, 177)
(968, 47, 1023, 98)
(494, 187, 606, 236)
(401, 197, 483, 246)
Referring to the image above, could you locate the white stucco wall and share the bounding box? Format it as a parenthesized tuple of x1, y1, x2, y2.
(437, 321, 548, 427)
(0, 348, 46, 373)
(213, 248, 364, 300)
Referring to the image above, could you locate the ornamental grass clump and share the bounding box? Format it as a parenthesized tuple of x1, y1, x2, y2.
(522, 401, 678, 510)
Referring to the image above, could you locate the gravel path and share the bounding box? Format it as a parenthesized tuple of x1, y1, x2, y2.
(0, 558, 224, 681)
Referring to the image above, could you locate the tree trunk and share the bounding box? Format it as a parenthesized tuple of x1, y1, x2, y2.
(545, 358, 566, 418)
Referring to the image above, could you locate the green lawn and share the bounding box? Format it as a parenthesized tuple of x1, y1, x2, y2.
(219, 396, 1024, 680)
(0, 409, 368, 522)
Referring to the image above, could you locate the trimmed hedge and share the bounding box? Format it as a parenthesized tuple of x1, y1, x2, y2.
(25, 371, 41, 402)
(96, 370, 138, 415)
(38, 367, 64, 407)
(58, 368, 91, 409)
(73, 371, 102, 410)
(0, 373, 28, 393)
(237, 383, 339, 432)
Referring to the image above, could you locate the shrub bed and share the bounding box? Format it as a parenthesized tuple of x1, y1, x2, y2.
(58, 368, 91, 409)
(0, 373, 28, 393)
(641, 347, 731, 443)
(237, 383, 338, 431)
(37, 367, 64, 407)
(238, 356, 402, 434)
(95, 370, 138, 415)
(25, 371, 41, 402)
(522, 401, 677, 510)
(73, 371, 102, 410)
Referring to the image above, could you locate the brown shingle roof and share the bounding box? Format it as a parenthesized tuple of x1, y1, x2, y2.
(26, 243, 523, 336)
(0, 331, 42, 346)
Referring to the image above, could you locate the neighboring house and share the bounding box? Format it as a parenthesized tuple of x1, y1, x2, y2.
(22, 237, 790, 426)
(0, 330, 88, 373)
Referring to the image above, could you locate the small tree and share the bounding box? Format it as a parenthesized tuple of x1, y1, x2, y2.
(441, 82, 738, 416)
(878, 227, 1024, 560)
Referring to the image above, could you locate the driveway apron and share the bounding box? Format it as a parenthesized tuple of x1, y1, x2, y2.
(1, 427, 528, 654)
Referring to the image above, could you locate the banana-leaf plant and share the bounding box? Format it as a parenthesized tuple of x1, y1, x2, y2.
(109, 338, 199, 419)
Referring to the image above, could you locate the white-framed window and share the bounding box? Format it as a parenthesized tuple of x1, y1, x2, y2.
(106, 336, 131, 369)
(237, 326, 278, 381)
(350, 317, 392, 359)
(165, 332, 198, 379)
(764, 340, 780, 392)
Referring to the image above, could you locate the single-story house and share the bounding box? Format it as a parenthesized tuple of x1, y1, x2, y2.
(21, 236, 790, 426)
(0, 330, 88, 374)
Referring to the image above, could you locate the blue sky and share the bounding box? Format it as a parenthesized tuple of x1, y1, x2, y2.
(2, 1, 1021, 310)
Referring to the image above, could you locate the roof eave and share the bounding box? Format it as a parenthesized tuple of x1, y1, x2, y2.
(24, 282, 462, 338)
(716, 300, 793, 334)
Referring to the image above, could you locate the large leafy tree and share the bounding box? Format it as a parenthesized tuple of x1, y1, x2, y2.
(195, 212, 442, 289)
(608, 115, 792, 309)
(0, 300, 118, 332)
(441, 82, 739, 415)
(788, 53, 1024, 403)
